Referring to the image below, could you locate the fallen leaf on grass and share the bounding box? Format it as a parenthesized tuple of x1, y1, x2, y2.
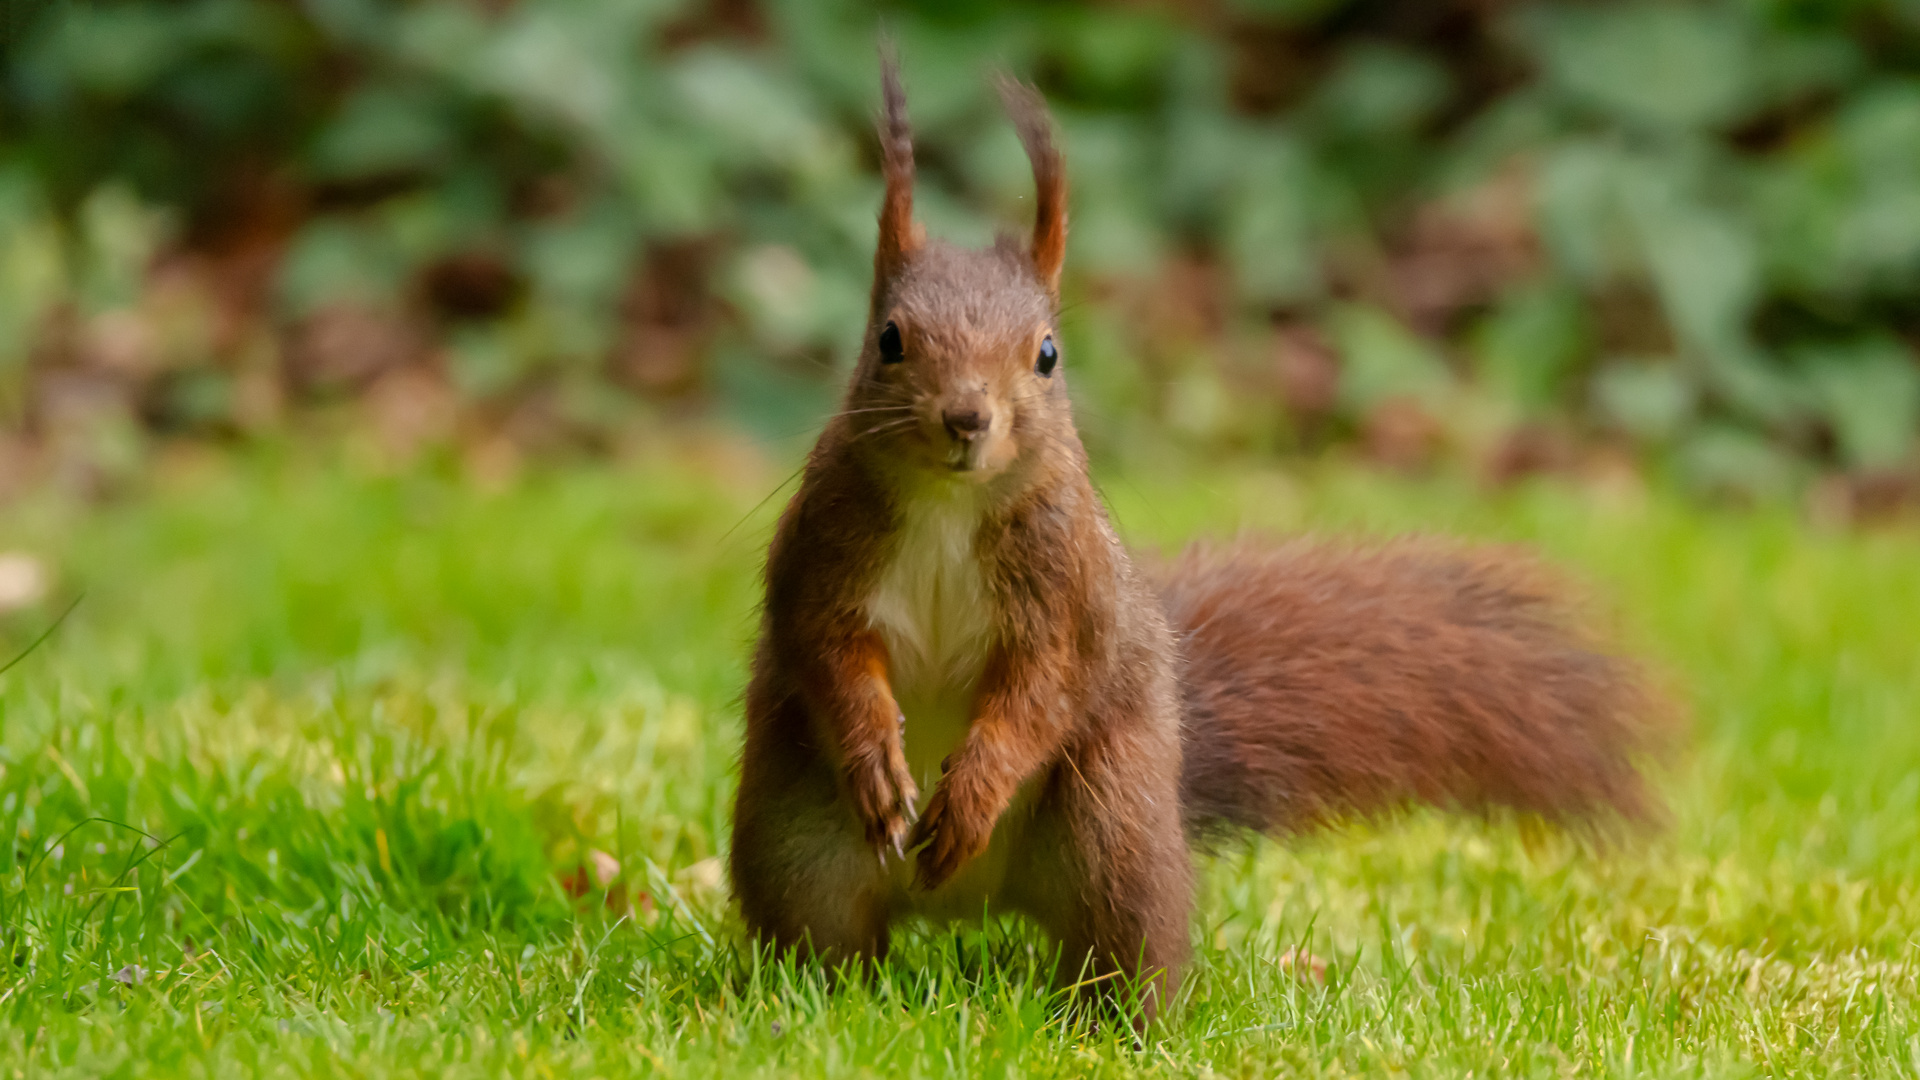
(676, 857, 724, 895)
(0, 554, 49, 613)
(1277, 947, 1327, 987)
(560, 849, 631, 911)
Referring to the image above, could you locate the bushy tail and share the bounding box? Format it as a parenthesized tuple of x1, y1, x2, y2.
(1158, 538, 1672, 843)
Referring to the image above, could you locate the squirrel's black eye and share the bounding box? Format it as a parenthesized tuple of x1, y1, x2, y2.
(1035, 336, 1058, 378)
(878, 321, 904, 364)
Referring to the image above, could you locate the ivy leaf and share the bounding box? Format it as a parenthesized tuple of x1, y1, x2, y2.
(1797, 338, 1920, 468)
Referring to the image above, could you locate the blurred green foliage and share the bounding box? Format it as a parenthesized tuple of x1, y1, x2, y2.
(5, 0, 1920, 501)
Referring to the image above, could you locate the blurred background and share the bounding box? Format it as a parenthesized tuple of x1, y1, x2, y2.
(2, 0, 1920, 517)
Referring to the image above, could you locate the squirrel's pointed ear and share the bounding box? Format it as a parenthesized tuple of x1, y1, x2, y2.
(997, 75, 1067, 298)
(873, 49, 921, 294)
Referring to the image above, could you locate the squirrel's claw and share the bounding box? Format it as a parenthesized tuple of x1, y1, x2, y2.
(848, 729, 919, 863)
(907, 784, 989, 891)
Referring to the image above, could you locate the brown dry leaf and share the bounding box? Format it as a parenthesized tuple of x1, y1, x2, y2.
(286, 304, 428, 390)
(1277, 946, 1327, 987)
(588, 849, 621, 889)
(614, 240, 716, 397)
(463, 436, 524, 493)
(677, 856, 724, 895)
(364, 367, 458, 459)
(1136, 256, 1225, 347)
(1483, 422, 1576, 486)
(1362, 397, 1444, 472)
(1274, 322, 1341, 420)
(32, 369, 137, 437)
(1385, 164, 1539, 335)
(0, 553, 49, 613)
(82, 310, 160, 378)
(1806, 468, 1920, 531)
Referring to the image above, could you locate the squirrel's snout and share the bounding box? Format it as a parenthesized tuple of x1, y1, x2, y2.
(942, 408, 992, 442)
(930, 395, 1005, 475)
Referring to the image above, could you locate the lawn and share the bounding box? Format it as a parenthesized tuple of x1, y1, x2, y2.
(0, 439, 1916, 1077)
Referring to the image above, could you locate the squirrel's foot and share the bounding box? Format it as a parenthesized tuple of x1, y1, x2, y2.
(907, 782, 991, 891)
(846, 729, 918, 860)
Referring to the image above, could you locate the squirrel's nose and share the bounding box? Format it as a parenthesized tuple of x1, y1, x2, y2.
(942, 408, 992, 442)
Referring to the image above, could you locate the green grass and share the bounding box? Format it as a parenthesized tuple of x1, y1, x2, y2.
(1, 441, 1917, 1077)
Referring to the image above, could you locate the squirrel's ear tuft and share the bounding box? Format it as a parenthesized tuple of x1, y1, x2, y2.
(996, 75, 1067, 298)
(874, 47, 921, 293)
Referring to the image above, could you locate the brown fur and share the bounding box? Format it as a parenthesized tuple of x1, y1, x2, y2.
(1162, 539, 1669, 844)
(996, 75, 1067, 295)
(872, 48, 921, 296)
(728, 56, 1669, 1027)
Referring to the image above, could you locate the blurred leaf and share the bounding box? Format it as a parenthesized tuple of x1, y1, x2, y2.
(0, 171, 66, 373)
(1220, 0, 1346, 20)
(1753, 133, 1852, 295)
(617, 125, 722, 235)
(1047, 8, 1183, 104)
(1328, 305, 1452, 414)
(479, 5, 627, 136)
(727, 245, 820, 354)
(276, 219, 409, 316)
(448, 324, 525, 398)
(1676, 423, 1798, 501)
(24, 2, 190, 98)
(1825, 82, 1920, 287)
(1058, 299, 1152, 457)
(1528, 3, 1757, 131)
(893, 182, 995, 252)
(1628, 182, 1757, 356)
(1833, 80, 1920, 182)
(310, 84, 458, 180)
(1471, 282, 1589, 412)
(1059, 114, 1163, 274)
(302, 0, 388, 44)
(1157, 38, 1240, 228)
(709, 339, 837, 437)
(884, 17, 1030, 131)
(157, 370, 236, 429)
(392, 2, 492, 82)
(1159, 106, 1244, 230)
(1310, 43, 1451, 139)
(1164, 363, 1233, 441)
(1535, 142, 1639, 286)
(379, 184, 501, 266)
(1751, 24, 1861, 104)
(671, 48, 849, 186)
(529, 201, 635, 296)
(1224, 132, 1320, 304)
(1592, 359, 1695, 443)
(1797, 337, 1920, 468)
(77, 185, 171, 314)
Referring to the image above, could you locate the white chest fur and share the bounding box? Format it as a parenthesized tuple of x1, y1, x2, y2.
(863, 487, 996, 794)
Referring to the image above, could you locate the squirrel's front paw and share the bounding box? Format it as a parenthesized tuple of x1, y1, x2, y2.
(846, 729, 918, 858)
(907, 783, 991, 891)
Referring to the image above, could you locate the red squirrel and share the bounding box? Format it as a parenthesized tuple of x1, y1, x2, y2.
(728, 59, 1667, 1023)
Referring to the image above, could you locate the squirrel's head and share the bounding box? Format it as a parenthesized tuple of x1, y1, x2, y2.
(841, 56, 1072, 485)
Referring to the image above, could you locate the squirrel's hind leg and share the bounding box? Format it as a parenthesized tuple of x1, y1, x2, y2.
(1011, 729, 1194, 1027)
(731, 698, 894, 969)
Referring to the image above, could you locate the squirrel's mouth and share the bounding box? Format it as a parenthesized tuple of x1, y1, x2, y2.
(941, 441, 1004, 477)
